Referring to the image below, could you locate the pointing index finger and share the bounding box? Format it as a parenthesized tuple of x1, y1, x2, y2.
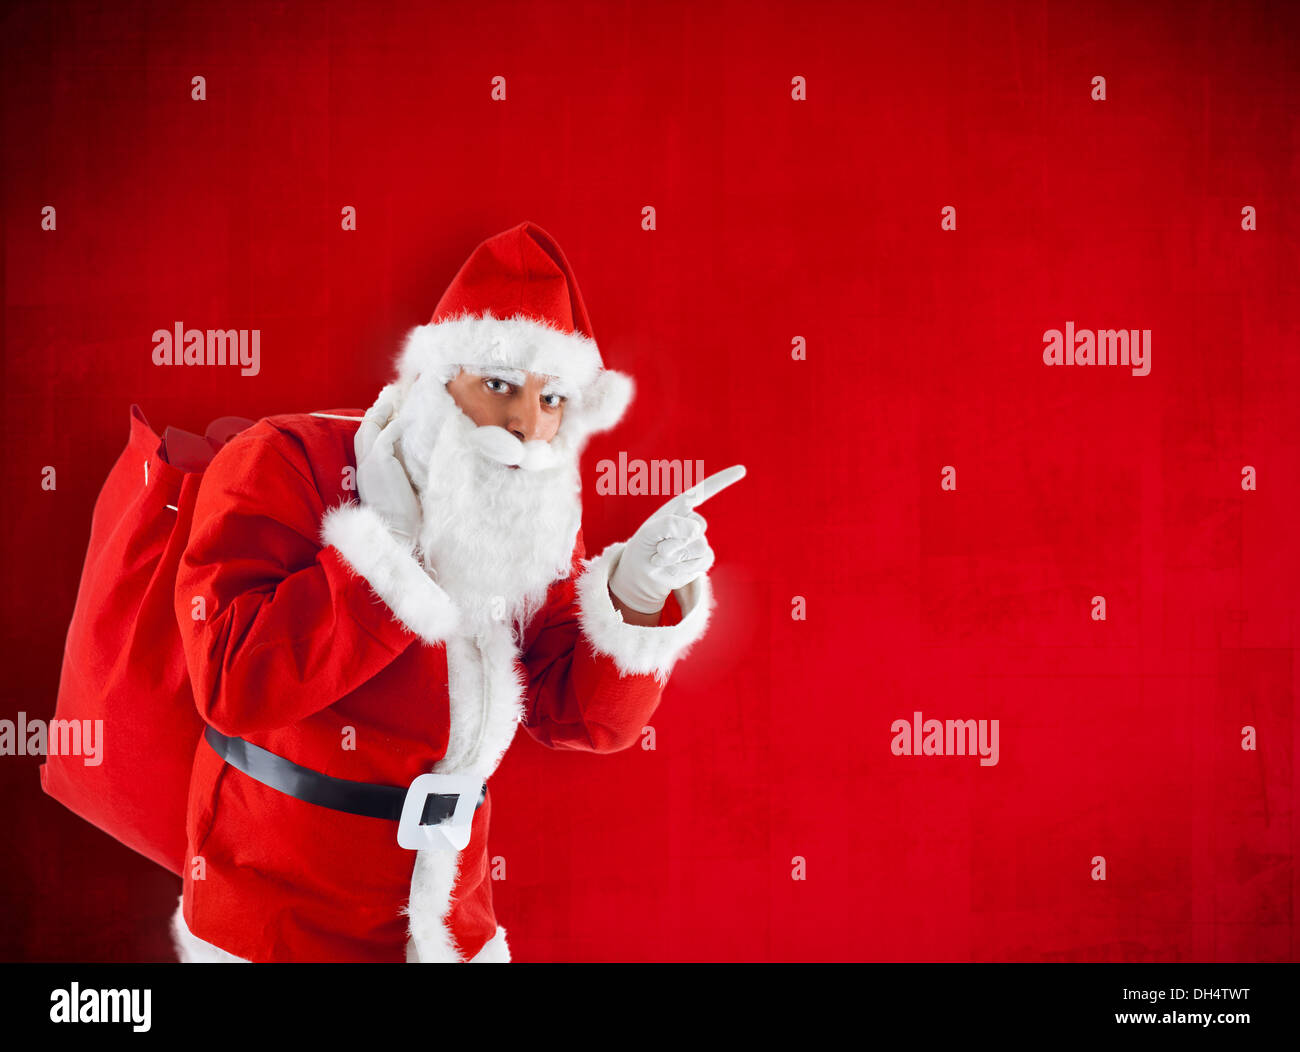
(681, 464, 747, 509)
(647, 465, 748, 521)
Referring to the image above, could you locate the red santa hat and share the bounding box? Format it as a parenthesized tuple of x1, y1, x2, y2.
(394, 221, 633, 444)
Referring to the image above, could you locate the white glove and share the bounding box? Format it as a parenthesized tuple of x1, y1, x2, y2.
(354, 384, 422, 552)
(609, 465, 745, 615)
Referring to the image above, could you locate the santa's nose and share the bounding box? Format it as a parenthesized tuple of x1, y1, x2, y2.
(507, 402, 545, 443)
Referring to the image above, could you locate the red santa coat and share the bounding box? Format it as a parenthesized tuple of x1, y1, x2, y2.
(174, 408, 712, 962)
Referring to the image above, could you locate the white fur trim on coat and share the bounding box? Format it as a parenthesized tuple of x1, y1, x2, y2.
(405, 922, 511, 963)
(320, 502, 460, 647)
(405, 620, 528, 963)
(575, 542, 713, 685)
(171, 896, 511, 963)
(436, 629, 527, 782)
(466, 924, 512, 962)
(403, 836, 465, 963)
(171, 898, 248, 963)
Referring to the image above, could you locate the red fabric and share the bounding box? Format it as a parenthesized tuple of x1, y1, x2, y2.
(41, 406, 250, 876)
(177, 409, 671, 961)
(430, 221, 594, 338)
(7, 1, 1297, 967)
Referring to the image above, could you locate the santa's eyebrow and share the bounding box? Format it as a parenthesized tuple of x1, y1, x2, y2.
(460, 365, 573, 399)
(464, 366, 528, 386)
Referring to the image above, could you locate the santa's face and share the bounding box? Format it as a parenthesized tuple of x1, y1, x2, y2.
(390, 367, 583, 641)
(444, 368, 567, 446)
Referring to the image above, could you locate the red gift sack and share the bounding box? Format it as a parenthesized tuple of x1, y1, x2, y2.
(41, 405, 253, 876)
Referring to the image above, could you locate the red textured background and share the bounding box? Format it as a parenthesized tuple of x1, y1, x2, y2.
(2, 0, 1297, 962)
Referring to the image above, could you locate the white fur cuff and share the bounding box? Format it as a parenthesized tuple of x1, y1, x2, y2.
(575, 542, 713, 685)
(171, 898, 248, 963)
(321, 502, 460, 646)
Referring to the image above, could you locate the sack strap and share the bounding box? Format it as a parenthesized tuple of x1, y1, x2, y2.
(203, 726, 486, 825)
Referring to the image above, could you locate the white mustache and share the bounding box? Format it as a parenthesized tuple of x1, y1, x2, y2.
(465, 425, 562, 471)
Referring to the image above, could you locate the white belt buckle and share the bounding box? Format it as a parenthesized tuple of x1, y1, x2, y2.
(398, 773, 482, 851)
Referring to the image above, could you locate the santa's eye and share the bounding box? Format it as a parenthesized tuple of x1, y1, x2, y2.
(541, 393, 565, 409)
(484, 377, 511, 394)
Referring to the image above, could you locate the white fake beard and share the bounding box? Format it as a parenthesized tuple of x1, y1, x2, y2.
(396, 389, 582, 641)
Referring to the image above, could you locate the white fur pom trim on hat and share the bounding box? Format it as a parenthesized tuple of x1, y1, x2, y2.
(397, 313, 604, 390)
(321, 502, 461, 646)
(574, 542, 713, 685)
(393, 315, 634, 441)
(570, 368, 634, 440)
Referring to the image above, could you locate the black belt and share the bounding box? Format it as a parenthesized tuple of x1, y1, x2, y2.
(204, 726, 486, 826)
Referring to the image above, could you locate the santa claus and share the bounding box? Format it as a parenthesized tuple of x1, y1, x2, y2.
(168, 221, 737, 962)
